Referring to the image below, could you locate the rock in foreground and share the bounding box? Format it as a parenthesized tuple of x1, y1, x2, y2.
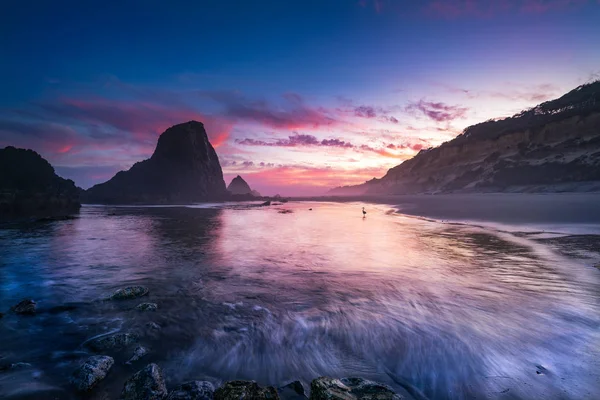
(310, 377, 402, 400)
(126, 346, 149, 365)
(214, 380, 279, 400)
(121, 363, 168, 400)
(278, 380, 307, 399)
(111, 286, 149, 300)
(70, 355, 114, 392)
(11, 299, 36, 315)
(87, 333, 138, 351)
(167, 381, 215, 400)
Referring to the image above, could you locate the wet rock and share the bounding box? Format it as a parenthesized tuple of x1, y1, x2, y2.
(339, 378, 402, 400)
(278, 380, 307, 399)
(11, 299, 36, 315)
(278, 209, 293, 214)
(110, 286, 149, 300)
(309, 377, 402, 400)
(167, 381, 215, 400)
(261, 201, 271, 206)
(120, 363, 168, 400)
(0, 312, 4, 318)
(309, 377, 351, 400)
(136, 302, 158, 312)
(87, 333, 138, 351)
(70, 355, 114, 392)
(214, 380, 279, 400)
(126, 346, 149, 365)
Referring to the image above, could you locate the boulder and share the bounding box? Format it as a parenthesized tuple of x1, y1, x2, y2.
(167, 381, 215, 400)
(214, 380, 279, 400)
(87, 333, 138, 351)
(11, 299, 36, 315)
(120, 363, 168, 400)
(126, 346, 149, 365)
(136, 302, 158, 311)
(309, 377, 402, 400)
(278, 380, 307, 399)
(70, 355, 114, 392)
(110, 286, 149, 300)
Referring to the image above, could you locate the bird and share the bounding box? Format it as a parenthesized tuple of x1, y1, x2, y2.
(362, 207, 367, 217)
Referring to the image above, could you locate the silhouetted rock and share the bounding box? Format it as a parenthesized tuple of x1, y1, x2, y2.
(70, 355, 114, 392)
(121, 363, 168, 400)
(261, 201, 271, 206)
(167, 381, 215, 400)
(11, 299, 36, 315)
(0, 146, 80, 216)
(84, 121, 227, 204)
(214, 380, 279, 400)
(309, 377, 401, 400)
(251, 189, 262, 197)
(227, 175, 253, 195)
(136, 302, 158, 311)
(87, 333, 138, 352)
(110, 286, 149, 300)
(329, 81, 600, 195)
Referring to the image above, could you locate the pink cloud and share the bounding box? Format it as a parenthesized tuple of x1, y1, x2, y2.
(406, 100, 469, 122)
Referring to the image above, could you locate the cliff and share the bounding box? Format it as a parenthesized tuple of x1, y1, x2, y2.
(0, 146, 80, 215)
(84, 121, 227, 204)
(329, 81, 600, 195)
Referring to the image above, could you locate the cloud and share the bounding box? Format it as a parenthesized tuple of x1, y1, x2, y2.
(439, 82, 559, 103)
(354, 106, 377, 118)
(200, 91, 337, 131)
(405, 100, 468, 122)
(236, 133, 353, 148)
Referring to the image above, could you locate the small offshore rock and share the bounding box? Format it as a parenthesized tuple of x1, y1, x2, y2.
(120, 363, 168, 400)
(261, 201, 271, 206)
(87, 333, 138, 351)
(12, 299, 37, 315)
(126, 346, 149, 365)
(310, 377, 402, 400)
(167, 381, 215, 400)
(214, 380, 279, 400)
(279, 380, 307, 399)
(70, 355, 114, 392)
(110, 286, 149, 300)
(136, 302, 158, 312)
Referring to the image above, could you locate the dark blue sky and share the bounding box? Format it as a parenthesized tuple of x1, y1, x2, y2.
(2, 0, 600, 194)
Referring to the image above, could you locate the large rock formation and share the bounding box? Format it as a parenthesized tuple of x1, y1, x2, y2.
(330, 81, 600, 195)
(0, 146, 80, 215)
(227, 175, 253, 195)
(84, 121, 227, 204)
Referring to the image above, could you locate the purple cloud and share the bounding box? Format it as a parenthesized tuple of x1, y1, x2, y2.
(354, 106, 377, 118)
(406, 100, 468, 122)
(236, 133, 353, 148)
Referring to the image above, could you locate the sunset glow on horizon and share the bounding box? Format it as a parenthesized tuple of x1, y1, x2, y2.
(2, 0, 600, 196)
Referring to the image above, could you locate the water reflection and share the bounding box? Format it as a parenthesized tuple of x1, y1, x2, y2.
(0, 203, 598, 400)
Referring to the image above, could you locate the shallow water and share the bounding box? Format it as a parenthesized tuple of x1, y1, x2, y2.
(1, 202, 599, 399)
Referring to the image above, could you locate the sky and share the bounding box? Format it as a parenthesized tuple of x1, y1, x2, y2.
(1, 0, 599, 196)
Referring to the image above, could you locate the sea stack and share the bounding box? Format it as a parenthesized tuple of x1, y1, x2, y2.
(84, 121, 227, 204)
(0, 146, 80, 215)
(227, 175, 253, 195)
